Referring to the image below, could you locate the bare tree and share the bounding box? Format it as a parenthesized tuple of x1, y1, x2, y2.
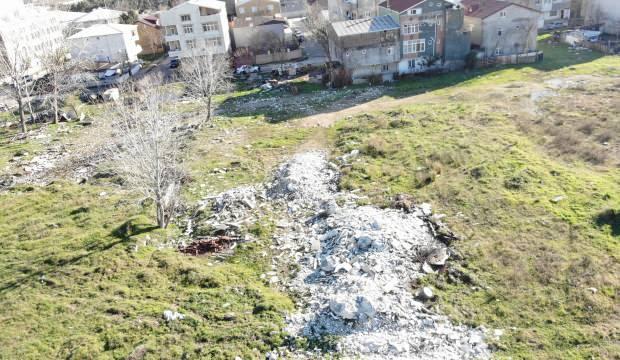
(304, 1, 332, 64)
(0, 43, 33, 133)
(180, 47, 232, 126)
(40, 44, 88, 124)
(108, 82, 183, 229)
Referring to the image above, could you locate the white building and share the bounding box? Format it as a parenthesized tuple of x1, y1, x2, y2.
(73, 8, 124, 29)
(160, 0, 231, 58)
(584, 0, 620, 35)
(68, 24, 143, 63)
(0, 3, 64, 76)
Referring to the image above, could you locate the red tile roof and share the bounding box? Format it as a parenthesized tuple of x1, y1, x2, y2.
(378, 0, 426, 13)
(460, 0, 539, 19)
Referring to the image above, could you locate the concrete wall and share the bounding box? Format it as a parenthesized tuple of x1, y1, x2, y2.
(136, 23, 164, 55)
(232, 23, 290, 49)
(70, 30, 141, 63)
(160, 1, 230, 58)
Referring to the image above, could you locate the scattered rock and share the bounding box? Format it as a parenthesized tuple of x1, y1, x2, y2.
(415, 287, 434, 301)
(427, 247, 450, 266)
(550, 195, 566, 203)
(163, 310, 185, 322)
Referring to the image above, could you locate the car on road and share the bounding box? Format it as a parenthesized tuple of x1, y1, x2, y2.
(169, 58, 180, 69)
(235, 64, 260, 74)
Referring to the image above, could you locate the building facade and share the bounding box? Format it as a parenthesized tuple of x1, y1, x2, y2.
(329, 16, 401, 81)
(72, 8, 124, 29)
(235, 0, 281, 17)
(461, 0, 540, 57)
(280, 0, 306, 18)
(510, 0, 570, 28)
(379, 0, 470, 74)
(160, 0, 231, 58)
(68, 24, 142, 63)
(0, 3, 64, 76)
(328, 0, 380, 21)
(135, 15, 165, 55)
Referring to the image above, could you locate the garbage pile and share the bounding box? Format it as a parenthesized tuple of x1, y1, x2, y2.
(198, 151, 491, 359)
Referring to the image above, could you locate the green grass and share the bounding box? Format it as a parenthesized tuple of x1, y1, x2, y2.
(0, 182, 292, 359)
(331, 83, 619, 358)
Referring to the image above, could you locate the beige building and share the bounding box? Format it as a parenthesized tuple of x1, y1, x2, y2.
(461, 0, 540, 57)
(135, 15, 165, 55)
(329, 16, 401, 81)
(328, 0, 380, 21)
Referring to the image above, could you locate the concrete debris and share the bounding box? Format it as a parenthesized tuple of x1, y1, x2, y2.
(193, 151, 489, 359)
(415, 287, 434, 301)
(163, 310, 185, 322)
(427, 247, 450, 266)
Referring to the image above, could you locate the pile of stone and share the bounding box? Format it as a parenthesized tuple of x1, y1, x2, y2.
(194, 151, 491, 359)
(267, 152, 490, 359)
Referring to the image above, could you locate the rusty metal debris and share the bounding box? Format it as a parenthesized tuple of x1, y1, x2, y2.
(179, 235, 239, 255)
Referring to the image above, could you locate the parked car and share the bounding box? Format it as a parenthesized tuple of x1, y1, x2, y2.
(545, 21, 565, 30)
(293, 29, 304, 42)
(169, 58, 180, 68)
(235, 64, 260, 74)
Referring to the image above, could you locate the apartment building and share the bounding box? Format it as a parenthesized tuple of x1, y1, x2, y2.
(235, 0, 281, 17)
(329, 15, 401, 81)
(68, 24, 142, 63)
(510, 0, 570, 28)
(160, 0, 231, 58)
(461, 0, 540, 57)
(584, 0, 620, 35)
(328, 0, 380, 21)
(0, 3, 64, 76)
(73, 8, 124, 29)
(378, 0, 470, 74)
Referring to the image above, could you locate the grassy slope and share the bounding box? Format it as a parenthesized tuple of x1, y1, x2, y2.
(332, 44, 619, 359)
(0, 38, 617, 359)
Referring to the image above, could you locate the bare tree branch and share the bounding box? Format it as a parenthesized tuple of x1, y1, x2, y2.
(107, 81, 184, 228)
(0, 42, 33, 133)
(304, 2, 332, 64)
(180, 47, 232, 126)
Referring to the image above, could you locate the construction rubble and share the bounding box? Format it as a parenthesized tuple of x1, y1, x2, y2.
(197, 151, 491, 359)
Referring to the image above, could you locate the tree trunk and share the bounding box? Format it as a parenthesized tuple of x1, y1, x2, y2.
(206, 96, 212, 123)
(53, 96, 59, 124)
(156, 200, 167, 229)
(17, 98, 26, 133)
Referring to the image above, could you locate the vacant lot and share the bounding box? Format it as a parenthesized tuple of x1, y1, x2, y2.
(0, 39, 618, 359)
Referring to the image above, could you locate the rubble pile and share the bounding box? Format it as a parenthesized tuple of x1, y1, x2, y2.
(195, 151, 491, 359)
(267, 152, 490, 359)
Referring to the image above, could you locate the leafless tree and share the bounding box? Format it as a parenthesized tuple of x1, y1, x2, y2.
(180, 47, 232, 126)
(0, 43, 33, 133)
(40, 44, 89, 124)
(304, 1, 332, 64)
(108, 82, 183, 229)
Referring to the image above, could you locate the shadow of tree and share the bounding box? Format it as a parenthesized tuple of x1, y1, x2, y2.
(0, 219, 157, 294)
(595, 209, 619, 236)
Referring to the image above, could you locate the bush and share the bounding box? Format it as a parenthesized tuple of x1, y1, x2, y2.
(364, 136, 392, 157)
(465, 51, 478, 70)
(367, 74, 383, 86)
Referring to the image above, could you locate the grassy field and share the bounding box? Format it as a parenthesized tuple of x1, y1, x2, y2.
(0, 38, 617, 359)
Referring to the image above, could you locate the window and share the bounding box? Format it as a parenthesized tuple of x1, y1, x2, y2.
(361, 49, 367, 54)
(497, 27, 503, 36)
(207, 37, 222, 47)
(267, 4, 273, 11)
(495, 48, 502, 55)
(239, 7, 245, 13)
(403, 39, 425, 54)
(180, 14, 191, 22)
(549, 10, 557, 16)
(363, 11, 371, 17)
(251, 6, 257, 13)
(345, 50, 351, 56)
(166, 40, 181, 51)
(499, 10, 507, 17)
(403, 23, 419, 34)
(186, 39, 196, 48)
(408, 8, 419, 15)
(408, 59, 415, 69)
(381, 64, 389, 72)
(202, 22, 217, 32)
(183, 24, 194, 34)
(387, 46, 393, 55)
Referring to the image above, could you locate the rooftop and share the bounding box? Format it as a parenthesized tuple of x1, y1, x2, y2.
(331, 15, 400, 37)
(173, 0, 226, 10)
(68, 23, 137, 39)
(460, 0, 539, 19)
(73, 7, 124, 23)
(378, 0, 426, 13)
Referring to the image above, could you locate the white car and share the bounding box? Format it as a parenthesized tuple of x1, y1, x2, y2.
(235, 65, 260, 74)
